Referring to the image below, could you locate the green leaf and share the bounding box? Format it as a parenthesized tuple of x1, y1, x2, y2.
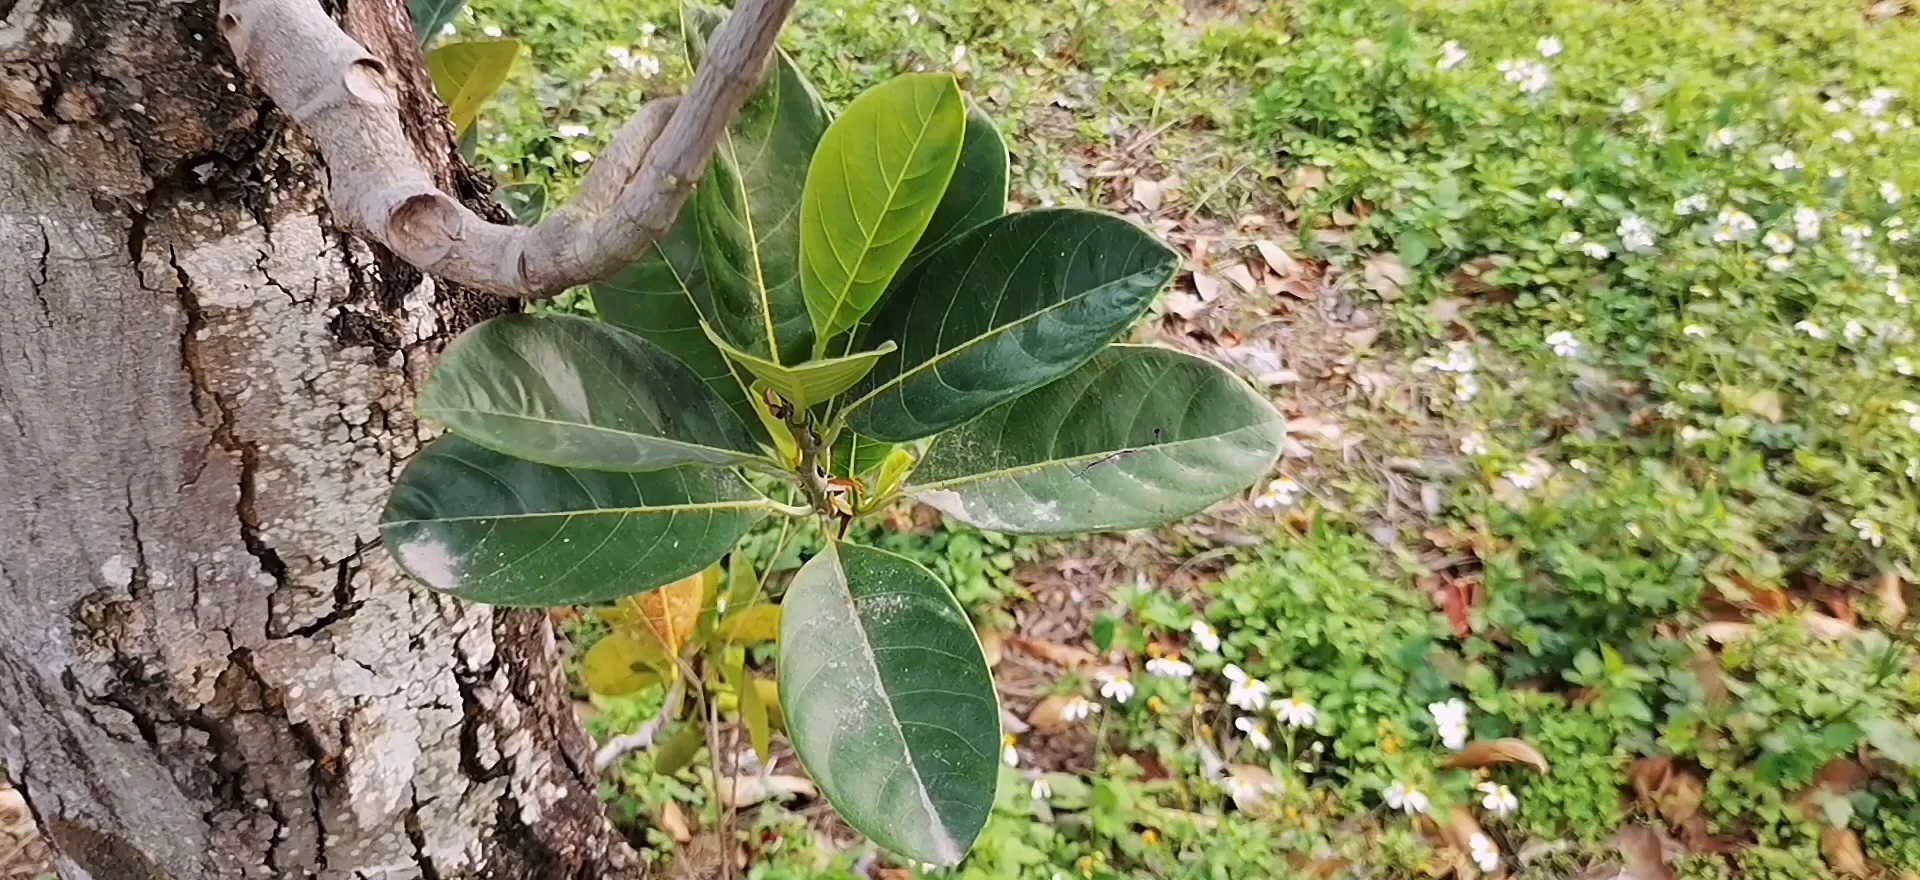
(409, 0, 465, 45)
(419, 314, 763, 472)
(780, 542, 998, 866)
(832, 431, 894, 479)
(906, 345, 1283, 533)
(902, 108, 1009, 275)
(843, 209, 1180, 442)
(654, 717, 706, 775)
(722, 657, 773, 764)
(591, 212, 758, 432)
(425, 39, 519, 136)
(700, 322, 897, 411)
(725, 551, 762, 609)
(496, 182, 547, 226)
(685, 4, 828, 365)
(1863, 717, 1920, 769)
(381, 437, 767, 606)
(583, 633, 667, 697)
(801, 73, 967, 350)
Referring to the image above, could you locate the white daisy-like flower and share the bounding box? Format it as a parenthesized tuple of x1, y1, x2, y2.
(1226, 674, 1271, 712)
(557, 124, 591, 139)
(1844, 223, 1874, 250)
(1252, 477, 1303, 510)
(1713, 209, 1758, 243)
(1680, 425, 1713, 445)
(1834, 129, 1857, 144)
(1502, 457, 1554, 491)
(482, 24, 503, 37)
(1706, 128, 1736, 151)
(1846, 320, 1869, 343)
(1469, 833, 1501, 873)
(1479, 781, 1520, 816)
(902, 5, 920, 24)
(1770, 150, 1803, 172)
(1796, 321, 1830, 340)
(1883, 181, 1905, 205)
(1537, 36, 1563, 57)
(1189, 621, 1221, 654)
(1897, 357, 1915, 376)
(1559, 229, 1584, 246)
(1003, 737, 1020, 767)
(1385, 781, 1431, 815)
(1061, 696, 1102, 723)
(1762, 230, 1795, 255)
(1825, 98, 1848, 114)
(1854, 517, 1886, 547)
(1862, 88, 1898, 117)
(1546, 330, 1583, 358)
(1569, 458, 1593, 474)
(634, 53, 662, 79)
(1618, 215, 1658, 253)
(1795, 206, 1822, 241)
(1683, 324, 1712, 338)
(1766, 255, 1793, 273)
(1274, 698, 1318, 729)
(1674, 194, 1709, 216)
(1098, 671, 1135, 704)
(1581, 241, 1612, 260)
(1437, 40, 1469, 72)
(1429, 699, 1469, 730)
(1459, 431, 1489, 456)
(569, 150, 594, 164)
(1890, 280, 1910, 305)
(1455, 373, 1480, 403)
(1031, 777, 1052, 800)
(1234, 716, 1272, 751)
(1499, 60, 1552, 94)
(1146, 655, 1194, 679)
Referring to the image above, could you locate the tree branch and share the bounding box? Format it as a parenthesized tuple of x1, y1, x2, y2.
(219, 0, 795, 298)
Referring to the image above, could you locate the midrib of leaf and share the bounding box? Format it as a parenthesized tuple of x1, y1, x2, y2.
(659, 241, 759, 414)
(814, 102, 952, 358)
(419, 408, 753, 459)
(386, 497, 775, 525)
(721, 131, 780, 364)
(907, 430, 1260, 492)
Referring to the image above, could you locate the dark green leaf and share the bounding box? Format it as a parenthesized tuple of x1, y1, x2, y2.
(419, 314, 762, 471)
(409, 0, 465, 45)
(780, 542, 998, 865)
(902, 108, 1008, 275)
(654, 717, 706, 775)
(831, 431, 894, 479)
(1091, 615, 1117, 653)
(844, 209, 1179, 442)
(907, 345, 1282, 533)
(701, 323, 896, 411)
(495, 182, 547, 226)
(381, 437, 767, 606)
(685, 5, 828, 365)
(801, 73, 966, 349)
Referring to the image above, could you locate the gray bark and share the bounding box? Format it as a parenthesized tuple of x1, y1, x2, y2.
(0, 1, 640, 877)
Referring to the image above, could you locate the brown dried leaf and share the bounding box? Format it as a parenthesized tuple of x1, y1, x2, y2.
(718, 774, 817, 809)
(1876, 572, 1909, 625)
(1226, 764, 1281, 815)
(1796, 759, 1873, 819)
(1630, 757, 1704, 828)
(1009, 636, 1099, 669)
(1028, 694, 1071, 734)
(1133, 177, 1164, 212)
(1441, 738, 1551, 773)
(1222, 262, 1259, 293)
(1803, 612, 1857, 640)
(659, 801, 694, 843)
(1447, 257, 1509, 299)
(1616, 826, 1678, 880)
(1362, 253, 1409, 300)
(978, 628, 1005, 668)
(1698, 621, 1757, 644)
(1256, 240, 1301, 277)
(1822, 826, 1870, 877)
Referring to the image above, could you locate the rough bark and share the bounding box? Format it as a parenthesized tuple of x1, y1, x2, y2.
(0, 1, 641, 877)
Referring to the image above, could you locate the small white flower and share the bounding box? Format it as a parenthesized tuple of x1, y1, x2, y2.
(1385, 781, 1431, 815)
(439, 22, 458, 37)
(1234, 716, 1272, 751)
(1674, 194, 1709, 216)
(569, 150, 594, 165)
(1252, 477, 1303, 510)
(1581, 241, 1612, 260)
(481, 24, 503, 37)
(556, 124, 591, 139)
(1893, 229, 1913, 243)
(1469, 833, 1501, 873)
(1680, 425, 1713, 445)
(1502, 457, 1554, 491)
(1898, 357, 1916, 376)
(1031, 777, 1052, 800)
(1766, 254, 1794, 273)
(634, 53, 662, 79)
(1227, 674, 1271, 712)
(1559, 229, 1584, 246)
(1795, 206, 1823, 241)
(1098, 671, 1135, 704)
(1835, 402, 1855, 416)
(1770, 150, 1803, 172)
(1547, 186, 1574, 205)
(1862, 88, 1898, 117)
(1619, 93, 1643, 114)
(1060, 696, 1102, 723)
(1438, 40, 1469, 72)
(1275, 698, 1318, 729)
(1713, 209, 1758, 243)
(1004, 741, 1020, 767)
(1903, 114, 1916, 129)
(1546, 330, 1583, 358)
(1844, 223, 1874, 250)
(1618, 215, 1658, 253)
(1890, 280, 1911, 305)
(1537, 36, 1563, 57)
(1459, 431, 1490, 456)
(902, 5, 920, 24)
(1883, 181, 1905, 205)
(1707, 128, 1737, 151)
(1429, 699, 1469, 730)
(1834, 129, 1857, 144)
(1683, 324, 1711, 338)
(1833, 168, 1849, 179)
(1569, 458, 1592, 474)
(1479, 781, 1520, 816)
(1796, 320, 1830, 340)
(1189, 621, 1221, 654)
(1846, 320, 1869, 343)
(1854, 517, 1886, 547)
(1825, 98, 1848, 114)
(1454, 373, 1480, 403)
(1762, 230, 1795, 255)
(1146, 656, 1194, 679)
(1500, 60, 1552, 94)
(951, 44, 968, 65)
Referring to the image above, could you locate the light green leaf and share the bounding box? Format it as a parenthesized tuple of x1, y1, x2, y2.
(908, 345, 1283, 534)
(381, 437, 767, 606)
(685, 5, 828, 365)
(425, 39, 519, 136)
(654, 717, 706, 775)
(1863, 717, 1920, 769)
(419, 314, 762, 472)
(843, 209, 1180, 442)
(700, 322, 896, 411)
(496, 182, 547, 226)
(721, 657, 773, 764)
(583, 633, 667, 697)
(409, 0, 465, 45)
(831, 431, 894, 479)
(801, 74, 966, 351)
(901, 108, 1008, 276)
(780, 542, 998, 866)
(591, 212, 758, 432)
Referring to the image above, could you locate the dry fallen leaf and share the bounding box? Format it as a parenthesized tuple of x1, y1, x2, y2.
(1222, 262, 1259, 293)
(1441, 738, 1552, 773)
(1698, 621, 1757, 644)
(719, 774, 817, 809)
(1191, 270, 1223, 303)
(1028, 694, 1072, 734)
(978, 628, 1005, 668)
(1876, 572, 1909, 625)
(1822, 826, 1870, 877)
(1225, 764, 1282, 815)
(1630, 757, 1704, 829)
(1803, 612, 1857, 640)
(1616, 826, 1678, 880)
(1361, 253, 1409, 300)
(1165, 291, 1212, 320)
(1133, 176, 1164, 212)
(1256, 240, 1301, 277)
(1008, 636, 1099, 669)
(659, 801, 694, 843)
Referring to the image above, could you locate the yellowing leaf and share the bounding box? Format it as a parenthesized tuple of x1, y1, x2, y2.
(753, 676, 785, 732)
(607, 566, 716, 658)
(425, 39, 519, 136)
(715, 604, 782, 645)
(582, 633, 667, 697)
(723, 658, 772, 763)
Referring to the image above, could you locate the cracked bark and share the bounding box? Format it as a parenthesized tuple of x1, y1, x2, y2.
(0, 1, 641, 877)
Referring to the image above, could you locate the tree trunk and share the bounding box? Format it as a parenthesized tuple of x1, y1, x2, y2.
(0, 1, 641, 877)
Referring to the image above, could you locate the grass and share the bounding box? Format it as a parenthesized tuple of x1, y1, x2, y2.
(456, 0, 1920, 875)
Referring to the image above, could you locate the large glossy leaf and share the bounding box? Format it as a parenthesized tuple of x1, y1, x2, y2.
(419, 314, 762, 472)
(701, 323, 896, 411)
(685, 5, 828, 365)
(591, 213, 758, 431)
(843, 209, 1180, 442)
(801, 74, 966, 351)
(907, 345, 1283, 533)
(381, 437, 767, 606)
(901, 109, 1008, 276)
(425, 39, 519, 136)
(780, 542, 998, 865)
(409, 0, 465, 45)
(831, 431, 894, 479)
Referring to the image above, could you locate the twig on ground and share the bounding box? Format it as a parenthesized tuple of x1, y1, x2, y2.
(592, 677, 686, 773)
